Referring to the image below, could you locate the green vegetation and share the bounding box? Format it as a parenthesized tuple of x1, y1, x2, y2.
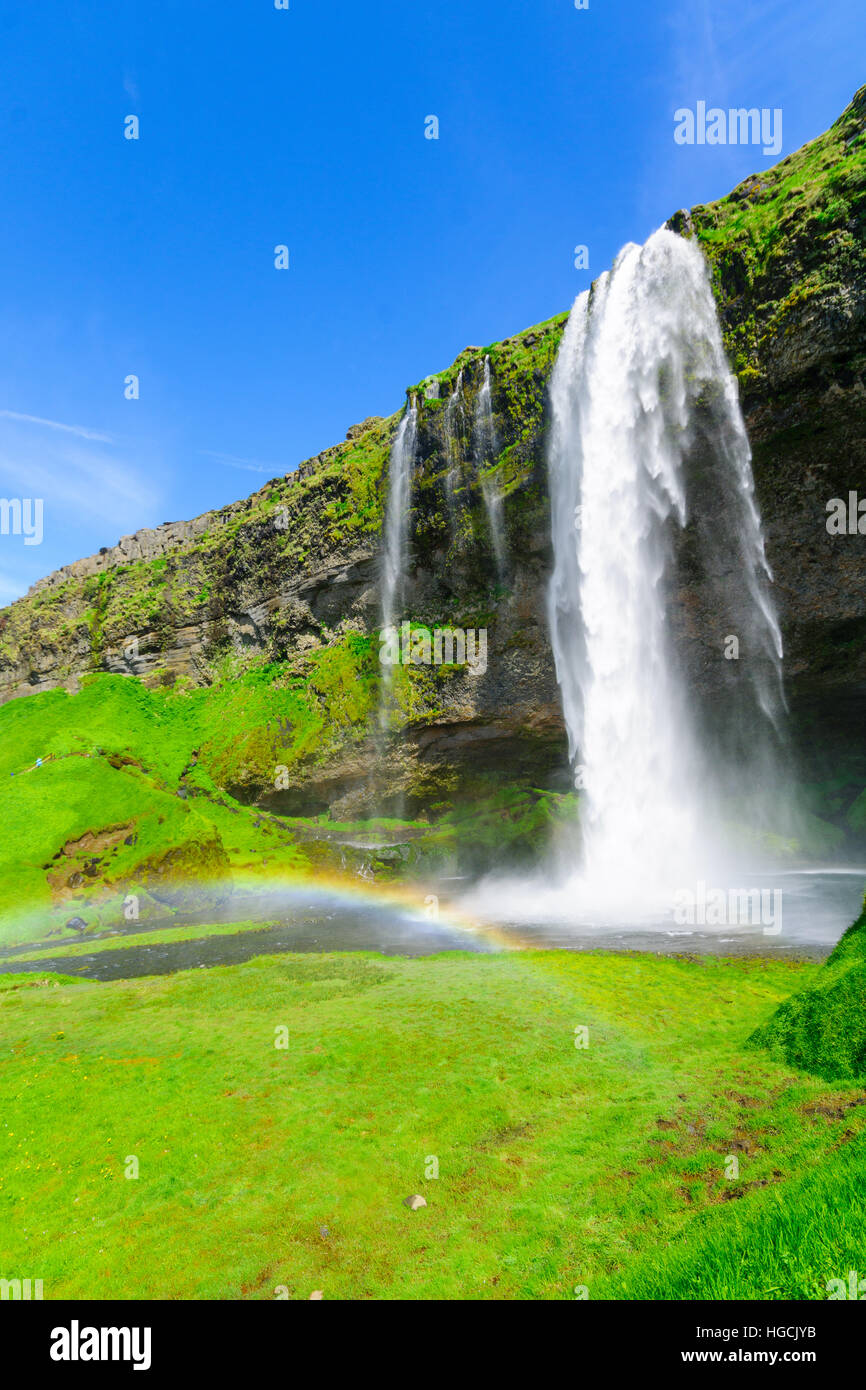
(389, 786, 579, 877)
(750, 900, 866, 1082)
(692, 85, 866, 389)
(1, 918, 285, 965)
(596, 1135, 866, 1299)
(0, 666, 573, 946)
(1, 942, 863, 1299)
(0, 674, 312, 946)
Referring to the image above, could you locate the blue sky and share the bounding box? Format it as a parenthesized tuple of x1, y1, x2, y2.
(0, 0, 861, 600)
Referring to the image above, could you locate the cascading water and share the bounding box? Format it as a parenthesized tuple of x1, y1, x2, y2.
(545, 228, 784, 914)
(473, 355, 507, 581)
(443, 369, 465, 510)
(379, 397, 418, 725)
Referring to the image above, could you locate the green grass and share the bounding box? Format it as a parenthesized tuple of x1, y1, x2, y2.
(0, 970, 88, 993)
(595, 1138, 866, 1300)
(0, 674, 321, 946)
(750, 903, 866, 1082)
(3, 918, 284, 964)
(2, 943, 864, 1300)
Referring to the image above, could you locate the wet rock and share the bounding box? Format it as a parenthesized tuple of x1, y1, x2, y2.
(665, 207, 694, 237)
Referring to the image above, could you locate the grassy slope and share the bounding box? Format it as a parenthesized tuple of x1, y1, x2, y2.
(0, 675, 313, 946)
(2, 945, 864, 1300)
(0, 638, 380, 807)
(750, 902, 866, 1082)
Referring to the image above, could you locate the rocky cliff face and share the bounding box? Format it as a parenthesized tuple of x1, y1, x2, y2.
(684, 85, 866, 771)
(1, 89, 864, 823)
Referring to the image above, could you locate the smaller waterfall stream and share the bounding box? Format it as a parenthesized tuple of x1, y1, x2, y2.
(473, 356, 507, 582)
(443, 369, 465, 510)
(379, 398, 418, 726)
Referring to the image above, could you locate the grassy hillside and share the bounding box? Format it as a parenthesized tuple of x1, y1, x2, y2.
(1, 944, 864, 1300)
(0, 673, 311, 945)
(750, 900, 866, 1081)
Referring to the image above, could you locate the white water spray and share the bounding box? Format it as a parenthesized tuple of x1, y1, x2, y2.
(545, 228, 784, 914)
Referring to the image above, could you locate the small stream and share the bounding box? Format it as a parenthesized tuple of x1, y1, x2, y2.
(0, 870, 862, 983)
(0, 892, 493, 981)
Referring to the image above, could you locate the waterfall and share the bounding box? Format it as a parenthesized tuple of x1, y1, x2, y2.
(443, 369, 465, 510)
(381, 397, 418, 633)
(379, 398, 418, 725)
(546, 228, 784, 911)
(473, 356, 507, 581)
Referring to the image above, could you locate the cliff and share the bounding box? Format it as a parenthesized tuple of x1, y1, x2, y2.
(1, 87, 864, 835)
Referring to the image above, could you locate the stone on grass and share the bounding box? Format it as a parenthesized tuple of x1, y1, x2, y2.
(403, 1194, 427, 1211)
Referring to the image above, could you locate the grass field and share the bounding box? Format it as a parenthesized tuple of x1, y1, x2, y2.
(2, 939, 864, 1300)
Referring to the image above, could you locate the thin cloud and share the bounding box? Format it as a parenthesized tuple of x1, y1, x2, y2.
(670, 0, 812, 103)
(0, 437, 158, 533)
(0, 409, 115, 443)
(62, 447, 156, 513)
(198, 449, 281, 476)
